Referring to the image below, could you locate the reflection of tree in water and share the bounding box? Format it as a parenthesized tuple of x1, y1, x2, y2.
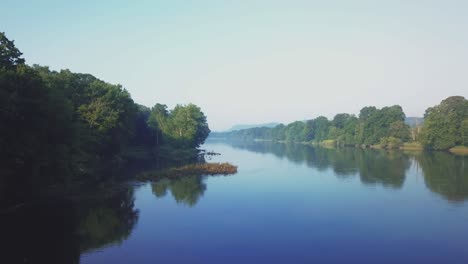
(416, 152, 468, 202)
(152, 178, 171, 198)
(78, 188, 139, 252)
(225, 140, 409, 189)
(2, 200, 81, 264)
(226, 140, 468, 201)
(305, 147, 359, 174)
(1, 186, 139, 263)
(356, 149, 410, 189)
(327, 148, 360, 176)
(152, 176, 207, 207)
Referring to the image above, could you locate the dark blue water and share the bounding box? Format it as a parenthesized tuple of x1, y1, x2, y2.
(4, 141, 468, 263)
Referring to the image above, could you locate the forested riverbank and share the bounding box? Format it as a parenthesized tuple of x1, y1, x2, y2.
(0, 32, 212, 204)
(211, 96, 468, 152)
(2, 29, 467, 208)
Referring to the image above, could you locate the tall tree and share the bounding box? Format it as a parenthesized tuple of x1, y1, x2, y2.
(420, 96, 468, 149)
(313, 116, 330, 142)
(148, 103, 169, 146)
(0, 32, 25, 69)
(169, 104, 210, 147)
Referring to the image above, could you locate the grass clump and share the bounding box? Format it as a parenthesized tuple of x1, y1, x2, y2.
(320, 140, 336, 148)
(449, 146, 468, 155)
(401, 142, 424, 150)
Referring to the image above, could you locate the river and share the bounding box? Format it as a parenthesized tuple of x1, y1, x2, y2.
(3, 140, 468, 263)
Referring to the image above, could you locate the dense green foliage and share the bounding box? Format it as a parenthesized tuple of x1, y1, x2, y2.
(213, 97, 468, 151)
(0, 32, 210, 195)
(419, 96, 468, 150)
(0, 32, 24, 68)
(148, 103, 210, 148)
(212, 105, 411, 147)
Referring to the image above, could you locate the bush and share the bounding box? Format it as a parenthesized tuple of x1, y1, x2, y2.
(380, 137, 403, 149)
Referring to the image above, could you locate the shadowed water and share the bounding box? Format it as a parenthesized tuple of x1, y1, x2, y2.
(2, 140, 468, 264)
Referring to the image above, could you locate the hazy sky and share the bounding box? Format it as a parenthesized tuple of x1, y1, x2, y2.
(2, 0, 467, 131)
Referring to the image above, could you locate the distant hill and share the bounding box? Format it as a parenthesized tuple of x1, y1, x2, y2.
(405, 117, 424, 127)
(223, 122, 280, 132)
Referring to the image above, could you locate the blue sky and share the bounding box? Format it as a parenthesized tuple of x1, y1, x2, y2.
(2, 0, 468, 131)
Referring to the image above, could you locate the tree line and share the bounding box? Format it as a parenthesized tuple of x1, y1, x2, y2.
(211, 105, 412, 148)
(212, 96, 468, 151)
(0, 32, 210, 196)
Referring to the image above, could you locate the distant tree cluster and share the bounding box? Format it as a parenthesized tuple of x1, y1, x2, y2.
(213, 105, 411, 148)
(147, 103, 210, 148)
(419, 96, 468, 150)
(0, 32, 210, 192)
(215, 96, 468, 151)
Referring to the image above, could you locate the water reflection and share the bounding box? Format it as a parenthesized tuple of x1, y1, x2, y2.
(356, 150, 410, 188)
(416, 152, 468, 202)
(3, 141, 468, 263)
(78, 188, 138, 252)
(152, 176, 206, 207)
(226, 141, 410, 188)
(2, 199, 80, 264)
(222, 140, 468, 200)
(1, 186, 138, 264)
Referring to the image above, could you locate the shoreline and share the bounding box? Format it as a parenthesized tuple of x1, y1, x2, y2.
(209, 138, 468, 155)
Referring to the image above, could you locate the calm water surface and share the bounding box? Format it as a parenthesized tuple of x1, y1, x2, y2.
(4, 141, 468, 263)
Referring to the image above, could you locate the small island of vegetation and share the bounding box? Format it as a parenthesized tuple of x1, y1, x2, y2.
(137, 163, 238, 181)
